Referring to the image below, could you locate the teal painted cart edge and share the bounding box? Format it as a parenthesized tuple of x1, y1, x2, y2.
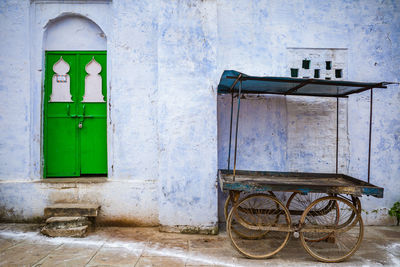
(218, 169, 384, 198)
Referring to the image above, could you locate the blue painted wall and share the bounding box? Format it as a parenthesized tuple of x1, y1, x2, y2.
(216, 0, 400, 224)
(0, 0, 398, 226)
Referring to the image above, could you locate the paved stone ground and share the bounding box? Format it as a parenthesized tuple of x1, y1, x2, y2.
(0, 223, 399, 267)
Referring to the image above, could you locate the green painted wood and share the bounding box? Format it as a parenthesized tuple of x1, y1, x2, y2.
(44, 51, 107, 177)
(79, 53, 107, 175)
(45, 53, 79, 177)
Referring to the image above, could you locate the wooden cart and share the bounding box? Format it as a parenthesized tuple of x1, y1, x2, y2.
(217, 70, 394, 262)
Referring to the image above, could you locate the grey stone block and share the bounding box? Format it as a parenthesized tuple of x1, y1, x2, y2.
(45, 216, 90, 229)
(44, 203, 100, 217)
(41, 225, 89, 238)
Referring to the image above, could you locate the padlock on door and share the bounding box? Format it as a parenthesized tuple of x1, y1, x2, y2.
(78, 122, 83, 129)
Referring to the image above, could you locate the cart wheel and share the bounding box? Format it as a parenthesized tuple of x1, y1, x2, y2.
(334, 195, 362, 230)
(227, 194, 291, 259)
(224, 191, 275, 221)
(286, 192, 335, 221)
(225, 192, 277, 240)
(224, 192, 237, 221)
(287, 192, 338, 242)
(299, 196, 364, 263)
(337, 194, 362, 214)
(352, 196, 362, 214)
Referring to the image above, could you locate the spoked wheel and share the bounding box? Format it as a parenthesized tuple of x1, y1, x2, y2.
(286, 192, 336, 221)
(353, 196, 362, 214)
(299, 196, 364, 263)
(335, 195, 362, 230)
(287, 192, 338, 242)
(224, 191, 276, 240)
(227, 194, 291, 259)
(224, 192, 240, 221)
(224, 191, 275, 221)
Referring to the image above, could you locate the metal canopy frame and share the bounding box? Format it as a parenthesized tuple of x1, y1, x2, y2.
(224, 75, 388, 97)
(217, 69, 395, 97)
(222, 73, 395, 184)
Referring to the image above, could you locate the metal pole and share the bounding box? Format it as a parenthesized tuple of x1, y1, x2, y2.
(233, 80, 242, 180)
(227, 74, 241, 172)
(368, 89, 373, 183)
(227, 91, 234, 171)
(336, 97, 339, 174)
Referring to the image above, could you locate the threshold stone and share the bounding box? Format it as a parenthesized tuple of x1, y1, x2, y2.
(44, 203, 100, 217)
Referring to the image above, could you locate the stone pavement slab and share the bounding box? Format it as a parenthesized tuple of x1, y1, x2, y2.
(35, 243, 101, 267)
(0, 240, 60, 266)
(86, 246, 141, 266)
(0, 223, 399, 267)
(136, 256, 186, 267)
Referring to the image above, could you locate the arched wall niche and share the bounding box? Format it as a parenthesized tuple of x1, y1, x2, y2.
(43, 13, 106, 51)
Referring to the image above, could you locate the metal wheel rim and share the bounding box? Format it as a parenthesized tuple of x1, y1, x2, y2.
(299, 196, 364, 263)
(227, 194, 291, 259)
(225, 192, 277, 240)
(286, 192, 338, 242)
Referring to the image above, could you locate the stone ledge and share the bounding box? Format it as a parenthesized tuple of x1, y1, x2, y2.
(38, 178, 108, 184)
(44, 203, 101, 217)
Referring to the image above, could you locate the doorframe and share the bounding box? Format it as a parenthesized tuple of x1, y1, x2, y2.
(43, 50, 108, 178)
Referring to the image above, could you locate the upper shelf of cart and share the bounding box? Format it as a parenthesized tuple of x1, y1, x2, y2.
(217, 70, 397, 97)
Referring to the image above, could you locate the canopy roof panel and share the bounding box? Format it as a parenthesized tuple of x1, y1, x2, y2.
(217, 70, 394, 97)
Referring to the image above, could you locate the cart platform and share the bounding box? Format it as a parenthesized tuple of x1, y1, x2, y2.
(219, 169, 383, 198)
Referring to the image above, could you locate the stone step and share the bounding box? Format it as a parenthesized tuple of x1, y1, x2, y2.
(41, 225, 89, 238)
(45, 216, 90, 229)
(44, 203, 100, 218)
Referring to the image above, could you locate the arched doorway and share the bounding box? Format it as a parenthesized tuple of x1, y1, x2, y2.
(43, 15, 107, 177)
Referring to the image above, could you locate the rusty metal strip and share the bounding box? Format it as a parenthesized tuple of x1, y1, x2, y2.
(284, 79, 313, 95)
(233, 80, 242, 180)
(340, 83, 385, 96)
(228, 74, 242, 92)
(231, 220, 357, 233)
(225, 90, 349, 98)
(227, 74, 241, 172)
(227, 91, 234, 171)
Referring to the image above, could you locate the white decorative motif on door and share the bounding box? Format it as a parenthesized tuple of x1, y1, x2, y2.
(82, 57, 105, 103)
(50, 56, 73, 102)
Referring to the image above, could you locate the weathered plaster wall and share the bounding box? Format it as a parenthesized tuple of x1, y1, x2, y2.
(216, 0, 400, 225)
(0, 0, 30, 180)
(0, 0, 219, 229)
(110, 1, 159, 181)
(44, 15, 106, 51)
(0, 0, 398, 227)
(0, 0, 161, 226)
(0, 180, 158, 225)
(157, 0, 218, 230)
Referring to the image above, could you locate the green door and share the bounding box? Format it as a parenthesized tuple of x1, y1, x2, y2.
(44, 51, 107, 177)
